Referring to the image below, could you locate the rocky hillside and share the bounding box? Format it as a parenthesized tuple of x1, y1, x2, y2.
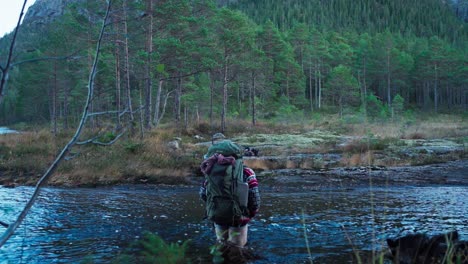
(23, 0, 82, 25)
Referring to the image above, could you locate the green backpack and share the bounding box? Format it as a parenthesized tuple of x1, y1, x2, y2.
(204, 140, 249, 224)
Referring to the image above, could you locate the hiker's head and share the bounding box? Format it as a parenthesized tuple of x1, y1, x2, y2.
(211, 133, 226, 145)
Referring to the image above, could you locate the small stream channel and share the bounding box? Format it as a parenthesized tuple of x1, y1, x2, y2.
(0, 183, 466, 263)
(0, 127, 18, 135)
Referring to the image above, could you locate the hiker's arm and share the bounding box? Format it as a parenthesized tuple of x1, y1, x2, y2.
(248, 187, 260, 218)
(199, 180, 207, 202)
(244, 167, 260, 218)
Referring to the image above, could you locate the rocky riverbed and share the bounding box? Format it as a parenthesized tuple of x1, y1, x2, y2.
(255, 159, 468, 190)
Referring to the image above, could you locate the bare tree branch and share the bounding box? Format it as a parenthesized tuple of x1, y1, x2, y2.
(0, 0, 28, 102)
(87, 110, 122, 117)
(0, 0, 113, 248)
(155, 90, 174, 127)
(75, 134, 102, 145)
(0, 221, 8, 228)
(76, 130, 125, 146)
(85, 131, 125, 146)
(64, 152, 80, 161)
(86, 105, 144, 118)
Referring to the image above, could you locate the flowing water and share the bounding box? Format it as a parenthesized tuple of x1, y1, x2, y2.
(0, 127, 18, 135)
(0, 184, 467, 263)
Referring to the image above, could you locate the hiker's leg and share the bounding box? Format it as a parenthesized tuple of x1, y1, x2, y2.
(214, 224, 229, 243)
(228, 225, 248, 247)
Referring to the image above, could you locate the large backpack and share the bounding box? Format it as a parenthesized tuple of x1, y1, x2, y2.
(203, 140, 249, 225)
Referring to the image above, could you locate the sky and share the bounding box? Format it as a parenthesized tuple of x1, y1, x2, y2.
(0, 0, 37, 37)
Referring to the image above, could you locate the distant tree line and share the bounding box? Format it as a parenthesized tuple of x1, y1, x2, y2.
(229, 0, 468, 44)
(0, 0, 466, 133)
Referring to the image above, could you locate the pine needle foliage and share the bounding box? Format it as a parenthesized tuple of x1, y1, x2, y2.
(114, 233, 191, 264)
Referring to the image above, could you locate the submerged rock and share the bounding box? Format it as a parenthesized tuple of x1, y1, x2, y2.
(386, 231, 468, 264)
(213, 242, 261, 264)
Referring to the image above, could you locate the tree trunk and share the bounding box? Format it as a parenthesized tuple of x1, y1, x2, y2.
(144, 0, 153, 129)
(0, 0, 28, 103)
(123, 0, 134, 122)
(318, 60, 322, 109)
(112, 7, 122, 128)
(387, 50, 391, 106)
(50, 59, 58, 135)
(423, 81, 430, 110)
(286, 69, 290, 102)
(251, 71, 256, 126)
(363, 57, 367, 101)
(361, 56, 368, 111)
(184, 105, 188, 130)
(314, 61, 318, 108)
(209, 71, 214, 128)
(153, 79, 163, 126)
(309, 62, 313, 112)
(139, 88, 144, 139)
(158, 90, 172, 125)
(63, 66, 70, 130)
(446, 83, 451, 110)
(463, 84, 467, 111)
(237, 81, 241, 116)
(221, 55, 229, 133)
(434, 64, 438, 113)
(357, 71, 363, 106)
(115, 41, 121, 127)
(339, 96, 343, 118)
(174, 75, 182, 124)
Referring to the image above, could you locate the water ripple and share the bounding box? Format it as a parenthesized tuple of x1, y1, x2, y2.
(0, 185, 466, 263)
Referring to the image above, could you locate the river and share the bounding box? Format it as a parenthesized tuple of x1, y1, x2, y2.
(0, 127, 17, 135)
(0, 184, 466, 263)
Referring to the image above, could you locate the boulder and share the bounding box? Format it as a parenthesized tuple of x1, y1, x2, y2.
(386, 231, 468, 264)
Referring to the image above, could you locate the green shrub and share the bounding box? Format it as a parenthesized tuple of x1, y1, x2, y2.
(403, 109, 416, 124)
(366, 93, 390, 121)
(0, 144, 11, 160)
(392, 94, 404, 119)
(115, 233, 191, 264)
(124, 142, 144, 154)
(100, 132, 116, 143)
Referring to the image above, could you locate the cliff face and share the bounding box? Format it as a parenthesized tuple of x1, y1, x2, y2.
(23, 0, 67, 25)
(23, 0, 87, 26)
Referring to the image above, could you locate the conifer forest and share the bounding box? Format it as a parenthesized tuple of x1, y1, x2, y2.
(0, 0, 466, 132)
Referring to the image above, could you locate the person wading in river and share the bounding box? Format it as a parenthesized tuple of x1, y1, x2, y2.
(199, 133, 260, 249)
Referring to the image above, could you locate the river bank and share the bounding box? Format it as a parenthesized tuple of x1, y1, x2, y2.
(0, 116, 466, 187)
(2, 157, 467, 188)
(255, 159, 468, 190)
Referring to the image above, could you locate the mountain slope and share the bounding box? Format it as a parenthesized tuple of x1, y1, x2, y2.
(227, 0, 467, 44)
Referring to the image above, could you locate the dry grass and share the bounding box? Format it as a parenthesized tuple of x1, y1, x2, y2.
(302, 113, 468, 139)
(0, 130, 62, 172)
(1, 113, 466, 186)
(340, 152, 375, 167)
(357, 115, 467, 139)
(0, 127, 205, 186)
